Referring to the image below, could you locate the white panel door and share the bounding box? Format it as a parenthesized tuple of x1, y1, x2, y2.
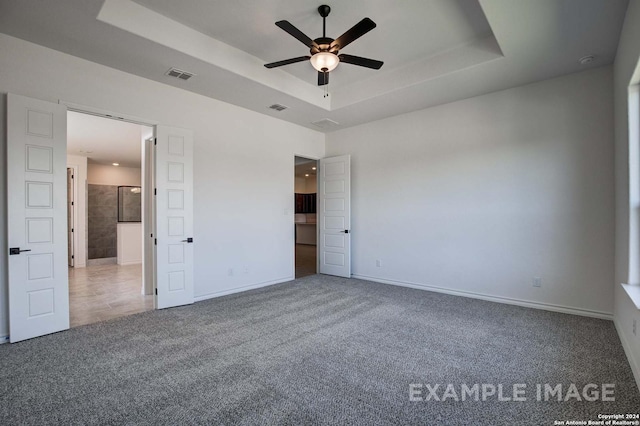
(154, 126, 194, 309)
(319, 155, 351, 278)
(7, 93, 69, 342)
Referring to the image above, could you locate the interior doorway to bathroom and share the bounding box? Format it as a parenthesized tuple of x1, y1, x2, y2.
(294, 156, 318, 278)
(66, 111, 154, 327)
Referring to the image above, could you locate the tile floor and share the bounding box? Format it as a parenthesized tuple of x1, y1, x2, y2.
(69, 264, 153, 327)
(295, 244, 316, 278)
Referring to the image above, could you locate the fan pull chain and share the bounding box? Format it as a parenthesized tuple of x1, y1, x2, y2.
(323, 71, 329, 98)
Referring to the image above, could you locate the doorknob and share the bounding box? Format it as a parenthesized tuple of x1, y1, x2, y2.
(181, 238, 194, 243)
(9, 247, 31, 255)
(340, 230, 350, 234)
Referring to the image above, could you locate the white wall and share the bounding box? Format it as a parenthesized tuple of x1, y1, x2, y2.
(87, 163, 141, 186)
(326, 66, 615, 317)
(613, 0, 640, 390)
(0, 34, 324, 339)
(67, 155, 88, 267)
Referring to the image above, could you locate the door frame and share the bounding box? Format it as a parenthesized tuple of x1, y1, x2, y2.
(60, 100, 159, 298)
(293, 154, 320, 278)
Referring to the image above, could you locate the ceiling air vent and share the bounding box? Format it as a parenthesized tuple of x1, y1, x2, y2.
(311, 118, 339, 129)
(268, 104, 288, 112)
(166, 68, 195, 81)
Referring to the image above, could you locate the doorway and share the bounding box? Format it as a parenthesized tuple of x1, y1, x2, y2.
(66, 111, 154, 327)
(7, 93, 197, 342)
(294, 156, 318, 278)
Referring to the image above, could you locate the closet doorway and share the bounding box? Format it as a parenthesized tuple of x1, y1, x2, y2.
(294, 156, 318, 278)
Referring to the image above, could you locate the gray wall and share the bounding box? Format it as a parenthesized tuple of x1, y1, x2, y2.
(613, 0, 640, 389)
(88, 184, 117, 259)
(326, 66, 615, 316)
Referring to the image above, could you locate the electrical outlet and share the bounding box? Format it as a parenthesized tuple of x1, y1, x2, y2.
(376, 260, 382, 267)
(634, 319, 637, 336)
(533, 277, 542, 288)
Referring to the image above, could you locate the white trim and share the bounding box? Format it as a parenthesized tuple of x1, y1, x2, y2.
(614, 318, 640, 392)
(118, 260, 143, 266)
(59, 100, 159, 126)
(621, 283, 640, 310)
(194, 276, 293, 302)
(352, 274, 614, 320)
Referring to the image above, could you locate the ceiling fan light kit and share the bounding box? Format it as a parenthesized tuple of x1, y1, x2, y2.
(265, 4, 383, 89)
(310, 52, 339, 72)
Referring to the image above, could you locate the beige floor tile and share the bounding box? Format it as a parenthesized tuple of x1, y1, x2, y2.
(69, 264, 153, 327)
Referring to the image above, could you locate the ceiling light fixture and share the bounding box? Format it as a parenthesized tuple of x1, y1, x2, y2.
(112, 163, 119, 166)
(312, 167, 317, 170)
(310, 52, 339, 73)
(305, 174, 310, 177)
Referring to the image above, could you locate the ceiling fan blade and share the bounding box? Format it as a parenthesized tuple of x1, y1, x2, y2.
(338, 54, 383, 70)
(318, 71, 329, 86)
(331, 18, 376, 50)
(264, 56, 311, 69)
(275, 20, 317, 48)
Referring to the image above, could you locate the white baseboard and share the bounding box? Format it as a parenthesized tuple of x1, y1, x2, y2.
(87, 257, 117, 266)
(194, 276, 294, 302)
(117, 260, 142, 266)
(352, 274, 613, 320)
(613, 318, 640, 392)
(0, 335, 9, 344)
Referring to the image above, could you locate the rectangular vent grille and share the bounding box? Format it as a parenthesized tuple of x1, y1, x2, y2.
(166, 68, 195, 81)
(311, 118, 340, 129)
(268, 104, 288, 112)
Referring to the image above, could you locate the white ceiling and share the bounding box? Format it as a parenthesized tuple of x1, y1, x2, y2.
(0, 0, 629, 132)
(132, 0, 493, 89)
(67, 111, 152, 168)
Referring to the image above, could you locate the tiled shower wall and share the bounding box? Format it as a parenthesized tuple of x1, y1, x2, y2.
(88, 184, 117, 259)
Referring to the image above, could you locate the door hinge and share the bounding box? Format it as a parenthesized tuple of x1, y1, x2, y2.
(154, 238, 157, 245)
(71, 201, 74, 206)
(154, 138, 157, 146)
(154, 188, 157, 195)
(155, 288, 158, 295)
(71, 255, 74, 259)
(150, 233, 153, 238)
(71, 175, 74, 179)
(71, 228, 74, 233)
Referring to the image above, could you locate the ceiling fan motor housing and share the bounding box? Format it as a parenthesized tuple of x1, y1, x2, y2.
(311, 37, 338, 55)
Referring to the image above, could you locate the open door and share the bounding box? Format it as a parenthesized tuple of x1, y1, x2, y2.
(154, 126, 194, 309)
(7, 94, 69, 342)
(318, 155, 351, 278)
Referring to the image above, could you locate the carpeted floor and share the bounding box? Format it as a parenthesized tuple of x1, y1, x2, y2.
(0, 275, 638, 425)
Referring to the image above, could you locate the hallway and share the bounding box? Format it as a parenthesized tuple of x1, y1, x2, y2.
(69, 264, 153, 327)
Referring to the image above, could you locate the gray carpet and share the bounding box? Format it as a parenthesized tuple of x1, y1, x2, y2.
(0, 275, 638, 425)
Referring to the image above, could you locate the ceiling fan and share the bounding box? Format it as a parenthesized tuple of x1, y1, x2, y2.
(264, 5, 383, 86)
